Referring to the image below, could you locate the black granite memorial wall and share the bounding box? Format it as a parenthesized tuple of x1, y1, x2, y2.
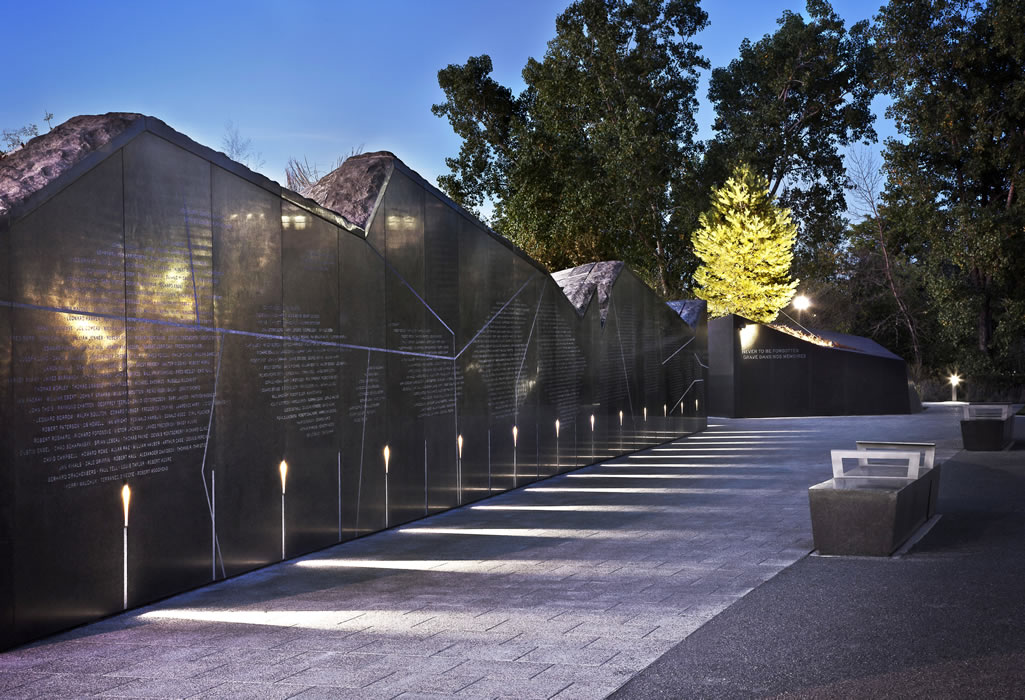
(705, 314, 911, 418)
(0, 115, 707, 649)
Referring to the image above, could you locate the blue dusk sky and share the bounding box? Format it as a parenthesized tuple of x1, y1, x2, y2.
(3, 0, 893, 205)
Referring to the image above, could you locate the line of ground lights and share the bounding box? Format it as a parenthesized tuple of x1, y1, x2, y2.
(119, 427, 792, 603)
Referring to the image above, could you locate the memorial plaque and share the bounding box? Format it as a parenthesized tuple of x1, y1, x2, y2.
(384, 173, 448, 525)
(537, 281, 587, 473)
(456, 217, 494, 497)
(210, 166, 283, 575)
(338, 225, 387, 538)
(281, 203, 343, 553)
(123, 132, 215, 599)
(8, 151, 128, 640)
(423, 194, 461, 511)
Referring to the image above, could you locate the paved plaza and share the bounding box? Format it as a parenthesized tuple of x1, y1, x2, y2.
(0, 408, 972, 698)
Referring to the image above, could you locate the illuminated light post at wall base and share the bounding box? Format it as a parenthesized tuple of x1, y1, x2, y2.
(512, 425, 518, 486)
(121, 483, 131, 610)
(590, 414, 595, 461)
(211, 469, 216, 581)
(555, 419, 560, 471)
(457, 435, 463, 504)
(279, 460, 288, 560)
(950, 374, 961, 401)
(383, 446, 390, 527)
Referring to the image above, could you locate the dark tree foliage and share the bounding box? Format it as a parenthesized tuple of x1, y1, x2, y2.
(706, 0, 876, 278)
(433, 0, 709, 296)
(875, 0, 1025, 373)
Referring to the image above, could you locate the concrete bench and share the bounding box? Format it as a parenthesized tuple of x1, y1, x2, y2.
(809, 445, 941, 556)
(960, 403, 1016, 451)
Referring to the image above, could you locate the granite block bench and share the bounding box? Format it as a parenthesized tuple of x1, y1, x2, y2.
(809, 443, 940, 556)
(960, 403, 1016, 451)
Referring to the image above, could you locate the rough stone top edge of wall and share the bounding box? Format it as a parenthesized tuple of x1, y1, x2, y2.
(1, 114, 678, 331)
(0, 113, 360, 234)
(666, 300, 707, 329)
(305, 151, 397, 230)
(0, 112, 144, 216)
(551, 261, 625, 322)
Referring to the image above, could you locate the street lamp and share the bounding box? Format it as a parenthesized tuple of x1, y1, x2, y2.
(793, 295, 811, 327)
(949, 374, 961, 401)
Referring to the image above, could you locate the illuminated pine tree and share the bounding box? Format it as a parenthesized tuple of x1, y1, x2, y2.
(691, 164, 799, 322)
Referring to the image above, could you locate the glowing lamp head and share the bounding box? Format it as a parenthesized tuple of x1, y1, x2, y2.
(383, 445, 390, 473)
(279, 460, 288, 494)
(590, 414, 595, 432)
(555, 419, 560, 438)
(793, 295, 811, 311)
(949, 374, 961, 387)
(121, 484, 131, 527)
(457, 434, 463, 458)
(619, 410, 623, 426)
(512, 425, 518, 446)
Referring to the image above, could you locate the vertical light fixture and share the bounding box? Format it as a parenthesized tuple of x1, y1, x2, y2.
(457, 434, 463, 504)
(643, 407, 647, 422)
(383, 446, 390, 526)
(619, 410, 623, 427)
(555, 419, 560, 471)
(279, 460, 288, 560)
(664, 403, 667, 417)
(512, 425, 519, 485)
(211, 469, 216, 580)
(590, 413, 595, 461)
(949, 374, 961, 401)
(337, 452, 342, 540)
(121, 483, 131, 610)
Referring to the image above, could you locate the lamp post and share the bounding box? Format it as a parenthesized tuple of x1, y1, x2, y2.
(793, 294, 811, 326)
(950, 374, 961, 401)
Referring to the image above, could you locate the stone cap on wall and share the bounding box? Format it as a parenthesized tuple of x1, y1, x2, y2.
(0, 113, 143, 216)
(551, 261, 625, 322)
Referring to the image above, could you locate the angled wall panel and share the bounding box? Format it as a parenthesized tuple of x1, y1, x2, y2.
(0, 117, 707, 649)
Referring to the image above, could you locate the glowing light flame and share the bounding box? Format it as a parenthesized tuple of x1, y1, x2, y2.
(643, 407, 647, 422)
(664, 404, 667, 417)
(121, 484, 131, 527)
(555, 419, 560, 438)
(590, 414, 595, 432)
(512, 425, 518, 447)
(383, 446, 390, 474)
(279, 460, 288, 495)
(457, 434, 463, 458)
(619, 410, 623, 426)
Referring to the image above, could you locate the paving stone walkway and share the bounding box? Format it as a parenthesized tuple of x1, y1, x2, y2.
(0, 410, 964, 699)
